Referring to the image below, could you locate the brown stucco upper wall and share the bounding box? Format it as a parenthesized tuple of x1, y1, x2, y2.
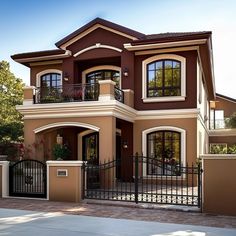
(67, 28, 131, 53)
(30, 63, 62, 86)
(215, 96, 236, 117)
(134, 50, 198, 110)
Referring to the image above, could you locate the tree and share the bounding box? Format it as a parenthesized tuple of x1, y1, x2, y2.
(225, 112, 236, 129)
(0, 60, 24, 143)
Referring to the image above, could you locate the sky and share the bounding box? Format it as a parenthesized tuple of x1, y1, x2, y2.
(1, 0, 236, 98)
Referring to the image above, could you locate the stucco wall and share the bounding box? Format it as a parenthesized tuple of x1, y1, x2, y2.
(133, 118, 197, 164)
(24, 116, 116, 162)
(203, 156, 236, 216)
(48, 164, 82, 202)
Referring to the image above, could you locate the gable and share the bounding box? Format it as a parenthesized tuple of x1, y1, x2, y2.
(66, 28, 131, 57)
(56, 18, 144, 50)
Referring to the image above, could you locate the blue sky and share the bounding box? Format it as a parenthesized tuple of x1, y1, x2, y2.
(1, 0, 236, 98)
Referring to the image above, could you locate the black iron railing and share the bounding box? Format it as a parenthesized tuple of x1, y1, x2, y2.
(83, 155, 203, 208)
(114, 87, 124, 103)
(34, 83, 99, 104)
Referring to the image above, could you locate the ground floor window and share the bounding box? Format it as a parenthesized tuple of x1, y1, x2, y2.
(147, 130, 181, 176)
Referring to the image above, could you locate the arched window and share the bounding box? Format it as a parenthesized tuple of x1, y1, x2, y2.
(142, 54, 186, 102)
(147, 130, 181, 176)
(40, 73, 62, 102)
(40, 73, 62, 88)
(86, 70, 120, 87)
(147, 60, 181, 97)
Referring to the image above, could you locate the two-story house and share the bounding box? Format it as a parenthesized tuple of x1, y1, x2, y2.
(12, 18, 215, 180)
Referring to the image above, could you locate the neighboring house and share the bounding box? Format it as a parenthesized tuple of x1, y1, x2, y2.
(209, 93, 236, 153)
(12, 17, 231, 180)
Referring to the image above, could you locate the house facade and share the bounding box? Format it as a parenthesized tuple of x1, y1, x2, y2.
(12, 18, 217, 179)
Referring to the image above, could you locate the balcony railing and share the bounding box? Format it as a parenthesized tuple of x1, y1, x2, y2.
(114, 87, 124, 103)
(33, 83, 125, 104)
(34, 83, 99, 104)
(210, 119, 229, 130)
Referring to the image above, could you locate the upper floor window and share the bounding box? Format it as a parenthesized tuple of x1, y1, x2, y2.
(86, 70, 120, 87)
(147, 60, 181, 97)
(142, 54, 186, 103)
(41, 73, 62, 88)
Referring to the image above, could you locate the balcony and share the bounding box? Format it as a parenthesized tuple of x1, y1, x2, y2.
(34, 83, 99, 104)
(209, 118, 234, 130)
(30, 82, 124, 104)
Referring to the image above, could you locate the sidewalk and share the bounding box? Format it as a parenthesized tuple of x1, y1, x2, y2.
(1, 208, 236, 236)
(0, 198, 236, 229)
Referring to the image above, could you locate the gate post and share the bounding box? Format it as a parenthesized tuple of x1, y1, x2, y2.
(197, 163, 203, 211)
(134, 153, 139, 204)
(0, 161, 9, 198)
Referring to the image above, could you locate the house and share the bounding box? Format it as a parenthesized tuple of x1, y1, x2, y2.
(12, 18, 229, 181)
(209, 93, 236, 153)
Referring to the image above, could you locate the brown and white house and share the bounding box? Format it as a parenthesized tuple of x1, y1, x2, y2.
(11, 18, 236, 181)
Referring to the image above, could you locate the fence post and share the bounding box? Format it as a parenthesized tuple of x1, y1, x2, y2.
(134, 152, 139, 204)
(197, 163, 203, 211)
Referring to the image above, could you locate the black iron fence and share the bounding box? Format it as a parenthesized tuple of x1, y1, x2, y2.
(9, 159, 47, 198)
(83, 155, 202, 208)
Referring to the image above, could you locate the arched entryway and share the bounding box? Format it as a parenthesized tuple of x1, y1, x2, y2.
(34, 122, 100, 162)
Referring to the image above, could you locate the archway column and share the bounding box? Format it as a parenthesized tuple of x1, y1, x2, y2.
(99, 116, 116, 163)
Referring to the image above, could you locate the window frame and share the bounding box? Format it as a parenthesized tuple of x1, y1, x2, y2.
(142, 54, 186, 103)
(146, 130, 181, 176)
(142, 126, 186, 177)
(36, 69, 62, 88)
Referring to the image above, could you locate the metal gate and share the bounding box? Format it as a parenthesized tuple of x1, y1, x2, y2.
(83, 155, 202, 208)
(9, 159, 47, 198)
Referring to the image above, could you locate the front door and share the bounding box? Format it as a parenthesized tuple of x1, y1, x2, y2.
(82, 132, 99, 165)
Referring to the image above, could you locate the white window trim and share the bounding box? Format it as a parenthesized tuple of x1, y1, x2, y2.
(142, 126, 186, 177)
(36, 69, 62, 88)
(142, 54, 186, 103)
(82, 65, 121, 89)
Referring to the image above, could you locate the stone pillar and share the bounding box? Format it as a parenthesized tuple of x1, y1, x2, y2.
(0, 161, 9, 198)
(23, 86, 35, 105)
(98, 80, 116, 101)
(47, 161, 83, 202)
(123, 89, 134, 108)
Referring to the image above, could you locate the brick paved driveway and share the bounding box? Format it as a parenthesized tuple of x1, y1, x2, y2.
(0, 198, 235, 229)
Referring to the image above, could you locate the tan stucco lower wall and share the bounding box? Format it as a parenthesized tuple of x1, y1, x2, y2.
(209, 135, 236, 146)
(134, 118, 197, 164)
(203, 157, 236, 216)
(49, 166, 82, 202)
(0, 166, 2, 197)
(24, 116, 116, 162)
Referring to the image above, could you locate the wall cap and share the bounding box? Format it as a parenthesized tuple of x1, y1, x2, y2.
(201, 154, 236, 160)
(0, 161, 9, 165)
(47, 160, 84, 167)
(98, 79, 116, 85)
(23, 86, 36, 90)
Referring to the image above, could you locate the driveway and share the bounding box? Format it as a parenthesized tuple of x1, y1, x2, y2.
(0, 208, 236, 236)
